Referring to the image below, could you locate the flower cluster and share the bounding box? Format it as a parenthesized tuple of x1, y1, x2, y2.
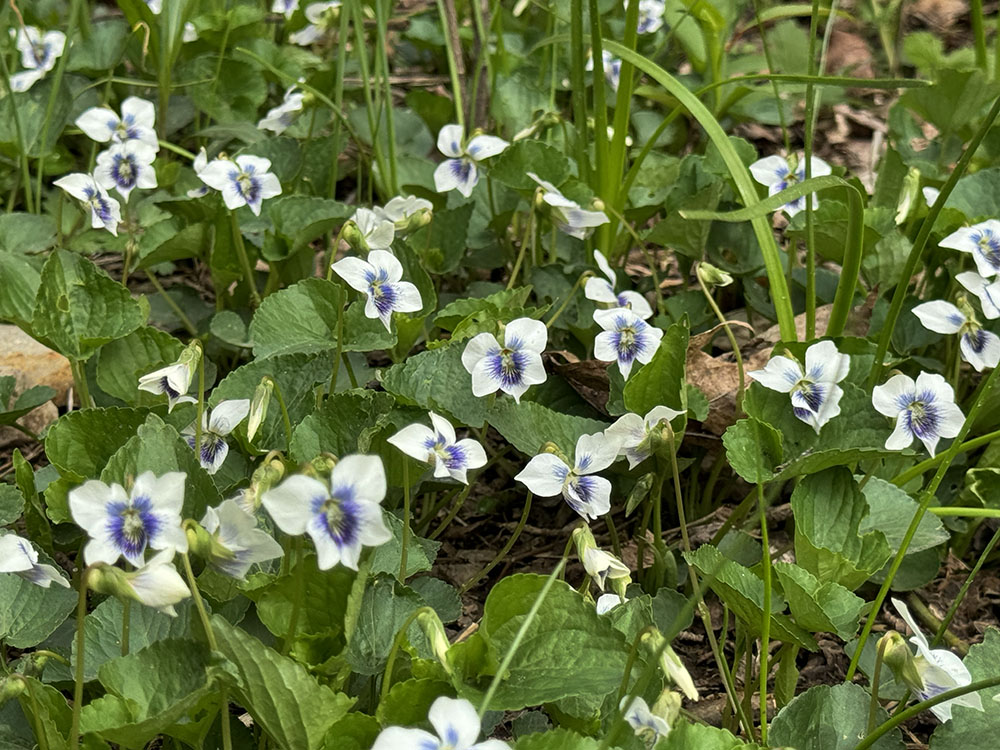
(10, 26, 66, 92)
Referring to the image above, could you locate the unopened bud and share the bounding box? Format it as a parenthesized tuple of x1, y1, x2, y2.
(416, 608, 452, 674)
(652, 689, 682, 726)
(305, 453, 338, 480)
(397, 207, 432, 235)
(0, 676, 26, 707)
(880, 631, 924, 694)
(572, 524, 598, 559)
(178, 339, 203, 370)
(697, 262, 733, 288)
(341, 220, 366, 253)
(184, 519, 236, 565)
(248, 377, 274, 442)
(87, 564, 133, 601)
(641, 630, 699, 701)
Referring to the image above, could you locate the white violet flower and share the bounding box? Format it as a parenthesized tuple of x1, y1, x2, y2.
(461, 318, 548, 402)
(527, 172, 609, 240)
(586, 50, 622, 91)
(199, 498, 284, 579)
(375, 195, 433, 227)
(940, 219, 1000, 279)
(119, 549, 191, 616)
(289, 1, 341, 45)
(872, 372, 965, 457)
(515, 433, 619, 520)
(272, 0, 300, 18)
(351, 207, 396, 251)
(331, 249, 422, 330)
(10, 26, 65, 92)
(387, 411, 488, 484)
(604, 405, 684, 469)
(182, 22, 198, 43)
(593, 308, 664, 379)
(923, 186, 940, 207)
(53, 173, 122, 236)
(622, 696, 671, 746)
(257, 83, 306, 134)
(261, 455, 392, 570)
(0, 534, 69, 588)
(372, 696, 510, 750)
(584, 250, 654, 320)
(69, 472, 188, 567)
(913, 300, 1000, 372)
(635, 0, 665, 33)
(891, 598, 983, 722)
(583, 548, 630, 591)
(75, 96, 159, 150)
(433, 124, 509, 198)
(187, 147, 211, 198)
(198, 155, 282, 216)
(94, 140, 158, 203)
(749, 153, 832, 217)
(596, 592, 625, 614)
(183, 399, 251, 475)
(957, 271, 1000, 319)
(138, 361, 197, 411)
(747, 340, 850, 434)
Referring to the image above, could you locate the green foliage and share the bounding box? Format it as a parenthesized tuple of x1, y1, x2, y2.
(770, 683, 905, 750)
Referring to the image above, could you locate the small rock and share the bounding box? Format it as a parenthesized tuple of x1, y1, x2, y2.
(0, 324, 72, 447)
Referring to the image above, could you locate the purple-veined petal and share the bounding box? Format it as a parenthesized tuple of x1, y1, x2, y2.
(515, 453, 569, 497)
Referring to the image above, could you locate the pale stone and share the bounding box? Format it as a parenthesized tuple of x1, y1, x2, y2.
(0, 324, 73, 447)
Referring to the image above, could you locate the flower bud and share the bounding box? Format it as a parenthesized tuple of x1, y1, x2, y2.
(396, 207, 432, 235)
(895, 167, 921, 225)
(416, 608, 452, 675)
(880, 631, 925, 694)
(305, 453, 338, 480)
(177, 339, 203, 370)
(184, 519, 237, 565)
(572, 524, 598, 560)
(248, 377, 273, 442)
(651, 689, 682, 726)
(641, 630, 698, 701)
(0, 676, 26, 707)
(697, 262, 733, 288)
(341, 220, 366, 252)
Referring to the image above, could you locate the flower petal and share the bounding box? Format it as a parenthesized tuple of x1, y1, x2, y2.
(803, 340, 850, 383)
(465, 134, 509, 161)
(332, 454, 386, 505)
(515, 453, 569, 497)
(575, 431, 619, 474)
(75, 107, 118, 142)
(428, 696, 482, 750)
(261, 475, 326, 535)
(331, 255, 374, 293)
(462, 332, 500, 374)
(912, 300, 965, 335)
(749, 154, 790, 187)
(387, 423, 436, 463)
(748, 355, 802, 394)
(208, 399, 250, 436)
(872, 373, 916, 417)
(504, 317, 548, 354)
(436, 124, 465, 158)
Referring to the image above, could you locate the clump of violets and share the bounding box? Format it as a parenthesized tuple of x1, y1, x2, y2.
(748, 340, 850, 433)
(261, 455, 392, 570)
(372, 696, 510, 750)
(461, 318, 548, 402)
(749, 152, 832, 217)
(10, 26, 66, 92)
(516, 434, 619, 520)
(388, 411, 488, 484)
(872, 371, 964, 456)
(331, 250, 422, 330)
(198, 154, 282, 216)
(584, 250, 654, 319)
(433, 124, 509, 197)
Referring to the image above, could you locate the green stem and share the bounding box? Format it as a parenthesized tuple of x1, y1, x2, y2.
(568, 0, 589, 182)
(70, 567, 92, 750)
(697, 267, 746, 412)
(280, 538, 305, 657)
(435, 0, 465, 130)
(373, 0, 398, 194)
(399, 461, 411, 582)
(180, 554, 232, 750)
(616, 626, 656, 701)
(144, 270, 197, 336)
(971, 0, 988, 72)
(928, 507, 1000, 518)
(545, 272, 590, 328)
(853, 677, 1000, 750)
(931, 523, 1000, 646)
(195, 346, 206, 460)
(230, 211, 262, 307)
(866, 627, 889, 735)
(0, 29, 34, 213)
(477, 558, 566, 718)
(461, 492, 533, 594)
(428, 483, 474, 540)
(70, 360, 92, 410)
(848, 365, 1000, 679)
(379, 606, 431, 703)
(869, 94, 1000, 389)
